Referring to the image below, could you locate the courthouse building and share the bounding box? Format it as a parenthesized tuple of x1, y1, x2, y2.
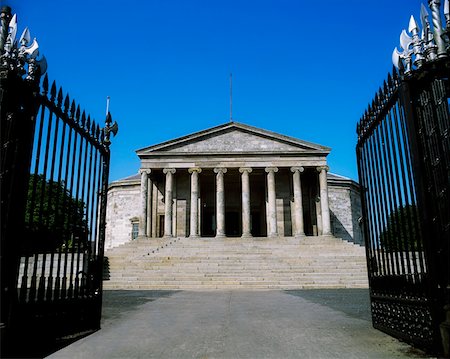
(105, 122, 362, 249)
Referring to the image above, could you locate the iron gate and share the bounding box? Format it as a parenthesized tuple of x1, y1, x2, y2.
(0, 7, 118, 357)
(356, 55, 449, 353)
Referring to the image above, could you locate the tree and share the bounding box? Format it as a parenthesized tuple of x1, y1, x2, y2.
(24, 174, 88, 252)
(379, 204, 422, 252)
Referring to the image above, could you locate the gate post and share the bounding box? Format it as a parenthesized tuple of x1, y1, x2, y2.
(398, 65, 450, 354)
(0, 6, 44, 355)
(358, 1, 449, 353)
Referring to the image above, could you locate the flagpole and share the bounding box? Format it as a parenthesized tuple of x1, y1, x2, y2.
(230, 73, 232, 122)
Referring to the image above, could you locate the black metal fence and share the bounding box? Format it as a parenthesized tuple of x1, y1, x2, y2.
(356, 58, 449, 353)
(0, 6, 117, 357)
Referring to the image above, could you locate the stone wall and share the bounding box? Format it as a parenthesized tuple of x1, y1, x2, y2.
(105, 181, 140, 249)
(328, 179, 363, 245)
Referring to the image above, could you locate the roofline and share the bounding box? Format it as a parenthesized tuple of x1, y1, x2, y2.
(136, 121, 331, 155)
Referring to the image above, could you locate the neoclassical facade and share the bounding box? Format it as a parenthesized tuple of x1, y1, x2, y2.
(106, 122, 362, 248)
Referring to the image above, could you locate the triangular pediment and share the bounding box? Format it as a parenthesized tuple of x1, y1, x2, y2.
(137, 122, 330, 156)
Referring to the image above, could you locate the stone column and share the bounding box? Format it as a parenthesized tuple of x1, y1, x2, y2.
(290, 166, 304, 236)
(151, 182, 158, 238)
(138, 169, 151, 238)
(146, 176, 153, 237)
(214, 167, 227, 237)
(163, 168, 176, 237)
(239, 167, 253, 237)
(188, 168, 202, 238)
(265, 167, 278, 237)
(317, 165, 331, 235)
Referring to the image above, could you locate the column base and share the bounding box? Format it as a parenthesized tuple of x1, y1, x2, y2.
(241, 233, 253, 239)
(268, 233, 278, 238)
(136, 235, 148, 240)
(215, 234, 226, 239)
(188, 235, 200, 239)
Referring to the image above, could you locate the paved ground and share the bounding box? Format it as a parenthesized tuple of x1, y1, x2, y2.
(48, 290, 433, 359)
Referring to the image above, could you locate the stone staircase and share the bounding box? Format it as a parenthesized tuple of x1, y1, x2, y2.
(103, 236, 369, 290)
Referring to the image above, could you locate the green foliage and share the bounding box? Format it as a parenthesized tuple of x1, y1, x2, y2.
(25, 174, 88, 251)
(379, 204, 421, 252)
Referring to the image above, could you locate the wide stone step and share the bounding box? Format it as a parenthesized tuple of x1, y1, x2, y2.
(104, 235, 368, 289)
(103, 283, 369, 290)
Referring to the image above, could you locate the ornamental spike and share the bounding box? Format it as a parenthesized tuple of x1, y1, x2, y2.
(64, 94, 70, 114)
(19, 26, 30, 46)
(408, 15, 419, 33)
(75, 105, 80, 123)
(400, 29, 413, 51)
(50, 80, 56, 101)
(392, 47, 401, 69)
(86, 115, 91, 132)
(23, 38, 39, 58)
(1, 10, 46, 81)
(36, 55, 47, 77)
(420, 3, 429, 27)
(6, 13, 17, 52)
(91, 120, 96, 136)
(387, 72, 393, 89)
(57, 86, 63, 108)
(81, 110, 86, 128)
(70, 100, 76, 119)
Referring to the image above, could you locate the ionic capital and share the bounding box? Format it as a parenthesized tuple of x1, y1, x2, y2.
(239, 167, 253, 174)
(316, 165, 329, 173)
(188, 167, 202, 174)
(213, 167, 227, 174)
(139, 168, 152, 175)
(265, 167, 278, 173)
(163, 168, 176, 175)
(290, 166, 304, 173)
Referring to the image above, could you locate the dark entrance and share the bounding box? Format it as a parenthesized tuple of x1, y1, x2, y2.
(301, 169, 318, 236)
(249, 170, 267, 237)
(159, 215, 165, 237)
(200, 171, 215, 237)
(225, 212, 240, 236)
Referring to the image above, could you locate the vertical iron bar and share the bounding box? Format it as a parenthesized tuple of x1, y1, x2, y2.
(385, 105, 407, 276)
(357, 142, 377, 280)
(75, 134, 89, 298)
(379, 112, 402, 276)
(62, 122, 77, 299)
(82, 141, 94, 297)
(44, 108, 61, 301)
(36, 105, 55, 301)
(367, 134, 385, 276)
(52, 118, 67, 301)
(370, 129, 389, 275)
(361, 141, 381, 278)
(87, 149, 100, 295)
(68, 129, 83, 299)
(391, 102, 417, 278)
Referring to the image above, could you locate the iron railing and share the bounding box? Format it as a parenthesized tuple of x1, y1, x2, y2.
(0, 6, 117, 357)
(356, 60, 449, 353)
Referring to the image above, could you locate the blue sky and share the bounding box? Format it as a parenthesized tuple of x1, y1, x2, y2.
(6, 0, 424, 181)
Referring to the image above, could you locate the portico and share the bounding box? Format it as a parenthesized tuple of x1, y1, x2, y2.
(135, 122, 332, 239)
